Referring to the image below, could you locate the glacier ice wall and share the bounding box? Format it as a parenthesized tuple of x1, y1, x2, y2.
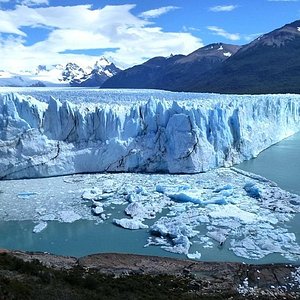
(1, 92, 300, 179)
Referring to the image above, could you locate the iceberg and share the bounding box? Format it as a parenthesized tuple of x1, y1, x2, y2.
(32, 221, 47, 233)
(1, 92, 300, 179)
(113, 218, 148, 230)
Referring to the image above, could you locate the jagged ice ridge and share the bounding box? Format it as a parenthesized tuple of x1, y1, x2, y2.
(1, 92, 300, 179)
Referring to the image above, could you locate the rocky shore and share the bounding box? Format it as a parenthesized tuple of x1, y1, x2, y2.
(0, 249, 299, 299)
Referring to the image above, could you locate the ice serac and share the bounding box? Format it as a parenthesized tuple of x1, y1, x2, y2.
(0, 92, 300, 179)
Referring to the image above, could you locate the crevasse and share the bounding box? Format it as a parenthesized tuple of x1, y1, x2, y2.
(0, 92, 300, 179)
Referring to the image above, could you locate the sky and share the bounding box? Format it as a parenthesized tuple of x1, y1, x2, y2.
(0, 0, 300, 72)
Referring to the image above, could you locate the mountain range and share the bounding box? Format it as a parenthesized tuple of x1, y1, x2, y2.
(0, 57, 120, 87)
(102, 20, 300, 94)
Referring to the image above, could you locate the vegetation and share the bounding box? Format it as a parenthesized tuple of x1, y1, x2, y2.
(0, 253, 211, 300)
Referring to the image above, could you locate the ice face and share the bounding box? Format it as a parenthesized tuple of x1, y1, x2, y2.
(1, 92, 300, 179)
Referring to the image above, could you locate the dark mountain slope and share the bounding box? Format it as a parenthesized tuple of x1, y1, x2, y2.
(189, 20, 300, 94)
(102, 43, 240, 90)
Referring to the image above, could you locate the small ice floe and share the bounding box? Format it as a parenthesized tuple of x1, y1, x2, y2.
(82, 188, 114, 201)
(124, 202, 158, 220)
(159, 184, 229, 205)
(135, 186, 148, 195)
(209, 204, 257, 223)
(91, 205, 104, 216)
(144, 236, 170, 247)
(150, 217, 198, 255)
(206, 228, 229, 245)
(244, 182, 261, 199)
(113, 218, 148, 230)
(33, 221, 47, 233)
(162, 235, 191, 255)
(125, 202, 146, 217)
(187, 251, 202, 260)
(59, 210, 81, 223)
(18, 192, 38, 199)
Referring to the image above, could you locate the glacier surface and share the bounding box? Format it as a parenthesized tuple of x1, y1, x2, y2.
(1, 92, 300, 179)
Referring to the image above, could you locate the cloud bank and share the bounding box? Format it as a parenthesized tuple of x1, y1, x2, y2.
(0, 4, 202, 71)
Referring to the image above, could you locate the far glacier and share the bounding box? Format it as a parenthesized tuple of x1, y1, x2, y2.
(0, 91, 300, 179)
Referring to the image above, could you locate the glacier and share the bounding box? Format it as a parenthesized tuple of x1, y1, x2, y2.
(1, 92, 300, 179)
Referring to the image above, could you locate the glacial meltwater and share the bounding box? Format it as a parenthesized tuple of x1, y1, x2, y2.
(0, 130, 300, 263)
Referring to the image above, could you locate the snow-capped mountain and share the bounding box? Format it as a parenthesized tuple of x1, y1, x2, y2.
(187, 20, 300, 94)
(0, 57, 121, 87)
(102, 43, 240, 90)
(70, 57, 121, 87)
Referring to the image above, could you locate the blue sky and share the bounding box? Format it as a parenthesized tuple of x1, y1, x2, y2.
(0, 0, 299, 71)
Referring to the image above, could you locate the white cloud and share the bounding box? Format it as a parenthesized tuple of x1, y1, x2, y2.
(243, 33, 263, 42)
(139, 6, 179, 19)
(209, 5, 237, 12)
(207, 26, 240, 41)
(182, 25, 201, 32)
(0, 4, 202, 71)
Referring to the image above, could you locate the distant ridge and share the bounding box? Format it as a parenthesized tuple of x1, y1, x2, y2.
(102, 43, 241, 91)
(0, 57, 121, 87)
(102, 20, 300, 94)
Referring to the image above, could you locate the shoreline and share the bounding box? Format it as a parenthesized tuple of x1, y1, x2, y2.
(1, 249, 299, 299)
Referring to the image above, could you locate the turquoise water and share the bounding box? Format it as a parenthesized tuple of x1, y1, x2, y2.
(237, 131, 300, 196)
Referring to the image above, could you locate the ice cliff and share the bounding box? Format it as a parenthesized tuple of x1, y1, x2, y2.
(1, 92, 300, 179)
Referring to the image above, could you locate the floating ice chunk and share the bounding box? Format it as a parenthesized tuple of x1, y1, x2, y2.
(81, 188, 102, 200)
(209, 204, 257, 223)
(168, 191, 203, 204)
(144, 236, 170, 247)
(135, 186, 148, 195)
(82, 188, 114, 201)
(113, 218, 148, 230)
(125, 202, 145, 218)
(91, 205, 104, 216)
(18, 192, 38, 199)
(162, 235, 191, 255)
(207, 229, 228, 244)
(33, 221, 47, 233)
(290, 199, 300, 206)
(213, 184, 233, 193)
(150, 216, 198, 254)
(244, 182, 261, 199)
(156, 185, 166, 194)
(187, 251, 202, 260)
(59, 210, 81, 223)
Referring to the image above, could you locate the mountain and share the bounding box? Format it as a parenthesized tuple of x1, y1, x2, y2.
(102, 20, 300, 94)
(0, 57, 121, 87)
(102, 43, 241, 90)
(187, 20, 300, 94)
(70, 57, 120, 87)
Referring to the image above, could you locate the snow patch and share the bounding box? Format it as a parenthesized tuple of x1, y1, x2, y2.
(223, 52, 232, 57)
